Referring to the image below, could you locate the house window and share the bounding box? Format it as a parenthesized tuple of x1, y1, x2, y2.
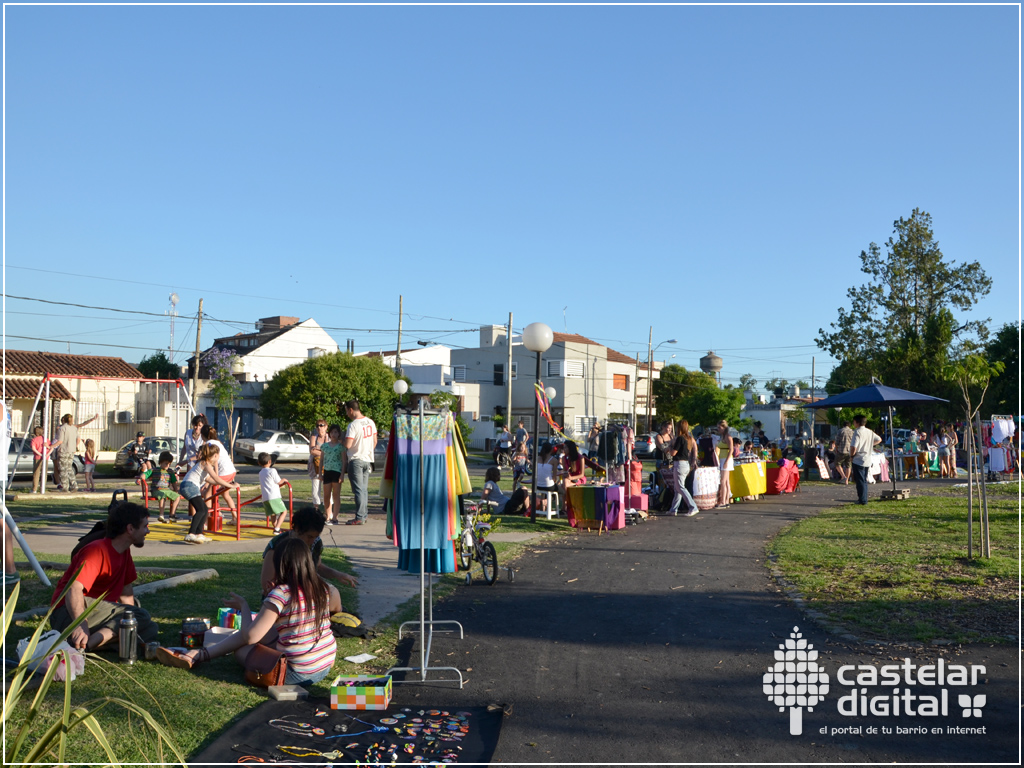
(575, 416, 596, 436)
(493, 363, 518, 385)
(613, 374, 629, 391)
(565, 361, 585, 379)
(452, 365, 466, 382)
(546, 360, 562, 378)
(513, 415, 532, 432)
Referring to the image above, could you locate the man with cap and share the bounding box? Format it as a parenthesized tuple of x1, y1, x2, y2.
(128, 432, 152, 479)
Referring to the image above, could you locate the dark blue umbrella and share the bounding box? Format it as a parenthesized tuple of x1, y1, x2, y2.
(804, 383, 948, 410)
(805, 383, 948, 493)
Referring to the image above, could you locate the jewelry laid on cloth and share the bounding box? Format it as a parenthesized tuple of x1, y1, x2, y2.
(230, 744, 299, 763)
(275, 745, 349, 761)
(323, 712, 390, 739)
(267, 716, 326, 738)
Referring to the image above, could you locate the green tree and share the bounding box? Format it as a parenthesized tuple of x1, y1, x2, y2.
(652, 365, 717, 423)
(817, 209, 991, 365)
(652, 365, 746, 429)
(763, 377, 790, 394)
(944, 354, 1005, 559)
(259, 352, 398, 433)
(137, 351, 179, 380)
(739, 373, 758, 391)
(982, 322, 1018, 415)
(428, 390, 474, 442)
(203, 347, 242, 447)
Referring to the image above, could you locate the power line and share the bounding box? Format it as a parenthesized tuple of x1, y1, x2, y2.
(6, 265, 491, 327)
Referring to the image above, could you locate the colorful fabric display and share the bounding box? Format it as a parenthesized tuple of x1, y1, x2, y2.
(381, 411, 467, 574)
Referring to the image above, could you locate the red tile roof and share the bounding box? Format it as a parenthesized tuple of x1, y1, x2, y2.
(2, 377, 74, 400)
(550, 333, 655, 371)
(3, 350, 143, 379)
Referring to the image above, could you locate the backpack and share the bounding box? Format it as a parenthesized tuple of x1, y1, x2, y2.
(330, 611, 372, 639)
(70, 490, 129, 557)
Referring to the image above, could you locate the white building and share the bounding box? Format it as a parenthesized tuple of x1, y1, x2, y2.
(450, 325, 661, 449)
(189, 315, 340, 437)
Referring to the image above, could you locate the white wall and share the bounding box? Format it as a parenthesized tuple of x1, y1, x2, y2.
(237, 320, 339, 382)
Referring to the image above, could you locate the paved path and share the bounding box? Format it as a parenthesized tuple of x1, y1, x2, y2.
(379, 480, 1018, 763)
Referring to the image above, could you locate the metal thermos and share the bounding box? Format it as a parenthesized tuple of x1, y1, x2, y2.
(118, 610, 138, 664)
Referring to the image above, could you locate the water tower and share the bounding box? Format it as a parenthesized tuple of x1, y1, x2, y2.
(700, 350, 723, 386)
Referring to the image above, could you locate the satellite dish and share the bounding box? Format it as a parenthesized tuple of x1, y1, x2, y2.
(169, 292, 179, 306)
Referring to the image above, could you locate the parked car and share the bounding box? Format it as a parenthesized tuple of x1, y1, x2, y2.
(235, 430, 311, 464)
(883, 428, 917, 449)
(632, 433, 656, 459)
(114, 436, 183, 477)
(6, 440, 84, 478)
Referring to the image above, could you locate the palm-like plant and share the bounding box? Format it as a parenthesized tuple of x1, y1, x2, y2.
(4, 579, 188, 765)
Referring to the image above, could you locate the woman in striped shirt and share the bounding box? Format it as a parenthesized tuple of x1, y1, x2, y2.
(157, 538, 339, 685)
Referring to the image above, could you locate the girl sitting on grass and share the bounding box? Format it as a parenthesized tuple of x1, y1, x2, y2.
(157, 537, 341, 685)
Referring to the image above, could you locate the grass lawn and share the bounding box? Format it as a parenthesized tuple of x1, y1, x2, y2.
(769, 484, 1019, 644)
(4, 546, 370, 764)
(3, 474, 569, 764)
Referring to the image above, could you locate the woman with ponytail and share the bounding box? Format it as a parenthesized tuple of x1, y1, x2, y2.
(157, 537, 340, 685)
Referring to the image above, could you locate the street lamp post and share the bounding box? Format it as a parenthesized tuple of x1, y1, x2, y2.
(523, 322, 553, 524)
(645, 337, 677, 432)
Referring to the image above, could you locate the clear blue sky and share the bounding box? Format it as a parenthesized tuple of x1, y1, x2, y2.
(3, 4, 1019, 390)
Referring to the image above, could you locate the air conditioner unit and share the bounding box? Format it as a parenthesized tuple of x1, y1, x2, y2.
(115, 411, 132, 424)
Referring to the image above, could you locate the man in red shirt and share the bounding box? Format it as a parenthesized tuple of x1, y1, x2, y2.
(49, 502, 158, 651)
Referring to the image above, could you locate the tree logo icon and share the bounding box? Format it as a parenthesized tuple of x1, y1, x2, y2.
(763, 626, 829, 735)
(958, 694, 986, 717)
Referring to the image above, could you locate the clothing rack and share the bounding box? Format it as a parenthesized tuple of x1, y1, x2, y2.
(387, 399, 464, 688)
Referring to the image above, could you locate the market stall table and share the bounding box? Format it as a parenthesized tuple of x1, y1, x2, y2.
(564, 484, 626, 530)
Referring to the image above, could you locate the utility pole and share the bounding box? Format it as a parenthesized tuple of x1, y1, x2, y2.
(191, 298, 203, 405)
(396, 295, 403, 376)
(632, 355, 639, 430)
(810, 356, 815, 438)
(645, 326, 653, 432)
(506, 312, 513, 434)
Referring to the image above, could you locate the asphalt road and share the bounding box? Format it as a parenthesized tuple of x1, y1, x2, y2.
(385, 481, 1018, 764)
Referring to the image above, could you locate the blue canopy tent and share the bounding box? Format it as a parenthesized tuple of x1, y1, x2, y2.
(805, 382, 949, 495)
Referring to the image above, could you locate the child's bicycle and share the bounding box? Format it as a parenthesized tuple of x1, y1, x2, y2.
(459, 502, 514, 585)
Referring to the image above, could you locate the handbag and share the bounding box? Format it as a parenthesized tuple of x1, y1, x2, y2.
(243, 643, 287, 688)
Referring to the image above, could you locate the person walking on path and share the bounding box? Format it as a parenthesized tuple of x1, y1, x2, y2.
(850, 414, 881, 505)
(54, 413, 98, 491)
(666, 420, 699, 516)
(308, 420, 329, 509)
(715, 421, 734, 508)
(343, 400, 377, 525)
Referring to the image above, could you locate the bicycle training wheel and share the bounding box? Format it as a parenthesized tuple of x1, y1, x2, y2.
(480, 541, 498, 585)
(458, 532, 473, 571)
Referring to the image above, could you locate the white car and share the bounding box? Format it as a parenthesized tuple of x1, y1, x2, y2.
(235, 430, 311, 464)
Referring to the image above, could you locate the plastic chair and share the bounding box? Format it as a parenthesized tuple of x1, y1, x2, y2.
(538, 491, 560, 520)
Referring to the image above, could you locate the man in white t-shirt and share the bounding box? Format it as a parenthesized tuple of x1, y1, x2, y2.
(850, 414, 882, 505)
(343, 400, 377, 525)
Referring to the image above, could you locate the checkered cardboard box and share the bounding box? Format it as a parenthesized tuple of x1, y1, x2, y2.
(330, 675, 393, 710)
